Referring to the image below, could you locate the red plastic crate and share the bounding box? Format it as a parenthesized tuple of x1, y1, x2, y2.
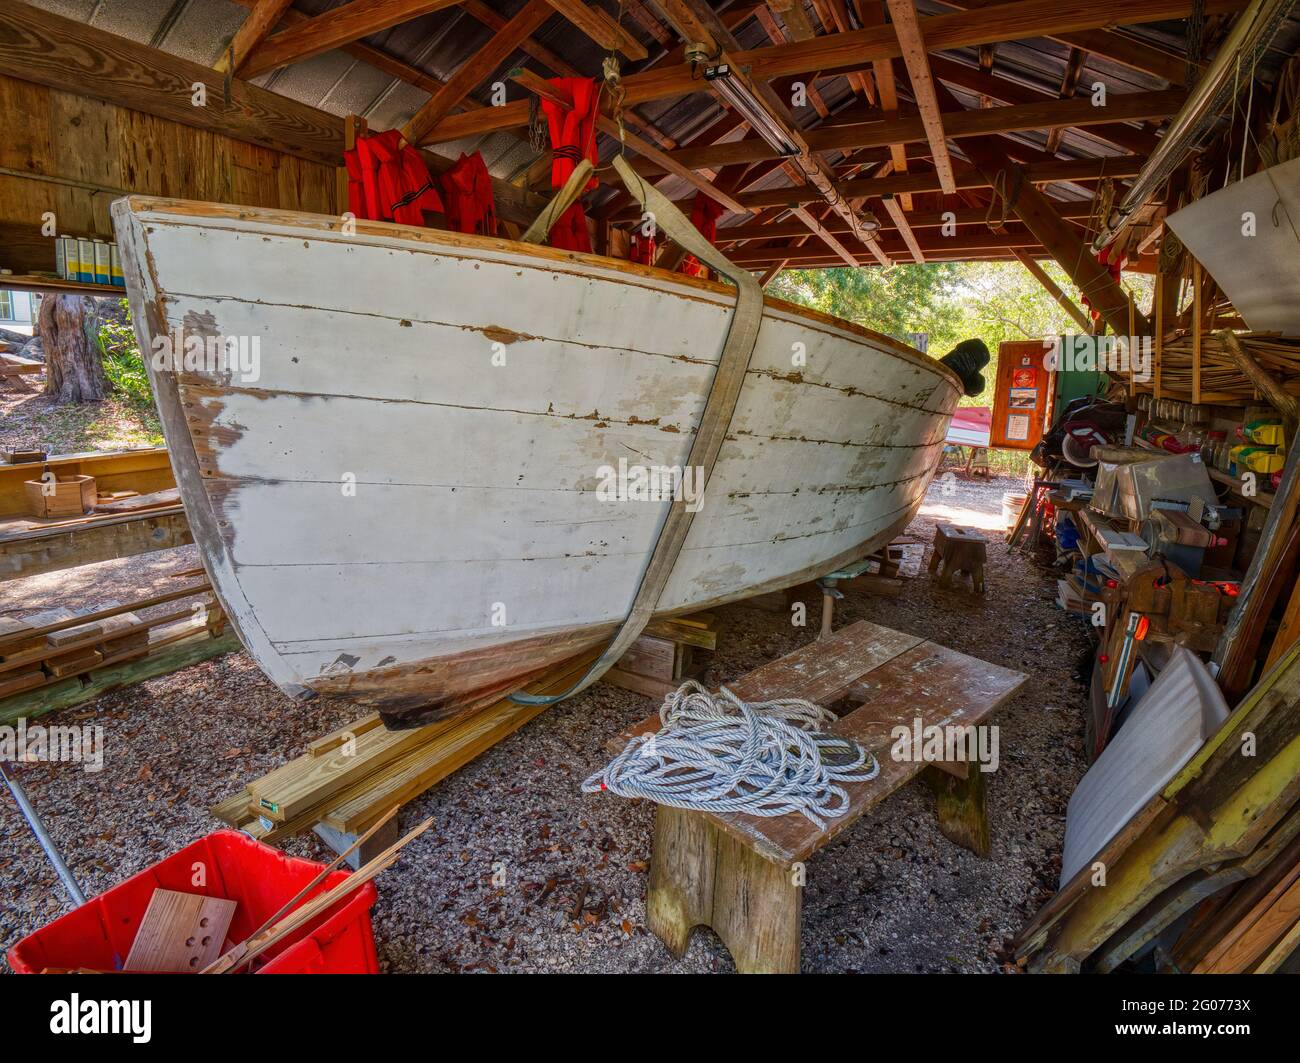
(7, 830, 378, 974)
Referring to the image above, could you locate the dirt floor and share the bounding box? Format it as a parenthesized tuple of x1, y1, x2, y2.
(0, 472, 1093, 973)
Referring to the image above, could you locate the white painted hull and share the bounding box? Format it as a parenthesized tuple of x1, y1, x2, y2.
(113, 197, 961, 721)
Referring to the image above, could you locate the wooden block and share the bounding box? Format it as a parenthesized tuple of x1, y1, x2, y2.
(210, 787, 256, 827)
(600, 666, 678, 701)
(643, 612, 718, 650)
(0, 669, 46, 698)
(1, 447, 45, 464)
(123, 888, 237, 973)
(0, 617, 46, 660)
(840, 572, 905, 597)
(46, 620, 106, 648)
(744, 589, 791, 612)
(99, 611, 149, 660)
(247, 716, 450, 822)
(93, 487, 181, 513)
(618, 634, 679, 681)
(43, 649, 103, 678)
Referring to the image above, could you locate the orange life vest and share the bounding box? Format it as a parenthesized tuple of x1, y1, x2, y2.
(539, 78, 600, 253)
(440, 151, 497, 236)
(680, 193, 725, 278)
(629, 230, 656, 265)
(344, 129, 444, 226)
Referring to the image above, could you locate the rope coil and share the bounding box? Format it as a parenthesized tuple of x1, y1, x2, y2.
(582, 681, 880, 828)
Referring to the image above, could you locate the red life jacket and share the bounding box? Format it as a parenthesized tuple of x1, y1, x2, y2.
(539, 78, 600, 253)
(440, 151, 497, 236)
(345, 129, 444, 226)
(680, 193, 725, 278)
(629, 230, 656, 265)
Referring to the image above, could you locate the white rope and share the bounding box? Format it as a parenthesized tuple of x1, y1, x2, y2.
(582, 681, 879, 828)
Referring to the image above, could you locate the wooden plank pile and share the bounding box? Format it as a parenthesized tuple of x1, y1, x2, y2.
(1170, 832, 1300, 973)
(599, 613, 717, 700)
(1016, 642, 1300, 972)
(214, 650, 602, 844)
(0, 579, 232, 719)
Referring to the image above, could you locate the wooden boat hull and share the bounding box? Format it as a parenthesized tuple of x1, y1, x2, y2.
(112, 197, 962, 723)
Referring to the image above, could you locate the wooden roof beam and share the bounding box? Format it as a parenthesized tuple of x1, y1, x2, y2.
(613, 154, 1146, 216)
(417, 0, 1245, 144)
(541, 0, 648, 61)
(717, 199, 1096, 239)
(880, 191, 926, 262)
(935, 0, 1191, 85)
(768, 0, 818, 39)
(931, 77, 1146, 335)
(629, 89, 1181, 172)
(460, 0, 672, 149)
(238, 0, 463, 80)
(927, 55, 1158, 155)
(216, 0, 294, 74)
(886, 0, 957, 194)
(653, 0, 886, 265)
(1011, 247, 1092, 329)
(1045, 46, 1087, 154)
(854, 4, 913, 208)
(403, 0, 553, 146)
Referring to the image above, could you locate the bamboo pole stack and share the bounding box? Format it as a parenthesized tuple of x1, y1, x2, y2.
(1145, 331, 1300, 403)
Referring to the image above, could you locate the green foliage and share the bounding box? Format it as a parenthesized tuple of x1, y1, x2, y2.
(768, 260, 1154, 411)
(97, 298, 154, 410)
(769, 263, 965, 351)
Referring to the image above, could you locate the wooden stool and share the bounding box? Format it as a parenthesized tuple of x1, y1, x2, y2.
(965, 447, 991, 478)
(609, 622, 1026, 972)
(928, 522, 988, 595)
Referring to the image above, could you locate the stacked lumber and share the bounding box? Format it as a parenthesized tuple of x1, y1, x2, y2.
(214, 651, 601, 843)
(0, 582, 224, 703)
(601, 612, 717, 700)
(1171, 834, 1300, 973)
(1015, 642, 1300, 973)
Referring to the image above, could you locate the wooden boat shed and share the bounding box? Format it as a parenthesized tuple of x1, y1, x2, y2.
(0, 0, 1293, 313)
(3, 0, 1300, 981)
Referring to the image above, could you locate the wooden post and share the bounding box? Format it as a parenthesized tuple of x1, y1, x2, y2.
(1127, 293, 1136, 394)
(338, 114, 367, 217)
(1153, 279, 1163, 401)
(925, 764, 991, 857)
(646, 805, 801, 973)
(1192, 259, 1203, 405)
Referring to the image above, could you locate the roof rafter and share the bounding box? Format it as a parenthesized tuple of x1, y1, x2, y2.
(541, 0, 648, 61)
(417, 0, 1242, 144)
(216, 0, 294, 74)
(402, 0, 553, 146)
(886, 0, 957, 194)
(238, 0, 463, 80)
(630, 89, 1181, 172)
(653, 0, 888, 265)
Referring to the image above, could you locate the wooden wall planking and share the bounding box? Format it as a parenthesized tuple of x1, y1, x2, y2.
(0, 73, 337, 275)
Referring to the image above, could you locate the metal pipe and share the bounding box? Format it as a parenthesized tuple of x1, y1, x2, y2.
(0, 761, 86, 907)
(1091, 0, 1296, 252)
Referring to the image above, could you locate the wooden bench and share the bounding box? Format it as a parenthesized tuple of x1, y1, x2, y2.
(610, 621, 1026, 972)
(928, 522, 989, 595)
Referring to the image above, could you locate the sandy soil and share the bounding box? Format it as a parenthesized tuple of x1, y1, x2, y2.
(0, 473, 1092, 973)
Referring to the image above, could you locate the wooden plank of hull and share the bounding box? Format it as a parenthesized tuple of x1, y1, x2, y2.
(112, 198, 961, 720)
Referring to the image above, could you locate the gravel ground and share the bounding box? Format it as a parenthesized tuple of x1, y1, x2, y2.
(0, 473, 1092, 973)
